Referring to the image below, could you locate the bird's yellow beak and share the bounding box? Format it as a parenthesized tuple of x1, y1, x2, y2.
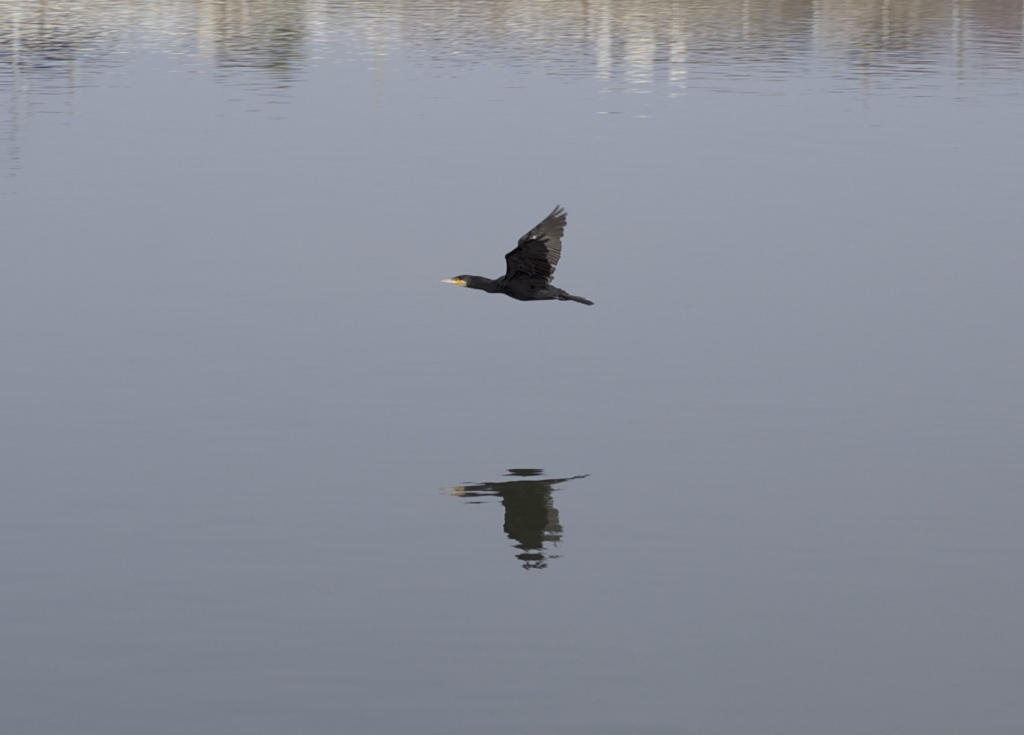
(441, 277, 466, 287)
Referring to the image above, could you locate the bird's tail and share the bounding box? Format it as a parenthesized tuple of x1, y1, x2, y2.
(562, 293, 594, 306)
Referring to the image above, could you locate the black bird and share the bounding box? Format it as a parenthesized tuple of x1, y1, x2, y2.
(442, 206, 594, 305)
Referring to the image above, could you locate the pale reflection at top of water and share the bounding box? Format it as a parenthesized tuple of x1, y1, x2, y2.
(2, 0, 1023, 93)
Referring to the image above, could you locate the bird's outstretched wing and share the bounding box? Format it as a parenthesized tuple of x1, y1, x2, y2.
(503, 206, 566, 283)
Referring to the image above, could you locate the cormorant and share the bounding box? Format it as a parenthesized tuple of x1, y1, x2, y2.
(442, 206, 594, 305)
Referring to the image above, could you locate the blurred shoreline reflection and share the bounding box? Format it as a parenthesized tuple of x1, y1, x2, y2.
(3, 0, 1022, 90)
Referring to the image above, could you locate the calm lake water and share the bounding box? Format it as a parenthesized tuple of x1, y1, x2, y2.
(3, 2, 1024, 733)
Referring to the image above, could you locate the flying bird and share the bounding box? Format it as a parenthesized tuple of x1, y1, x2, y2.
(442, 206, 593, 305)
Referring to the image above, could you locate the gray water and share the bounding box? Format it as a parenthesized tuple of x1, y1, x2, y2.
(3, 2, 1024, 733)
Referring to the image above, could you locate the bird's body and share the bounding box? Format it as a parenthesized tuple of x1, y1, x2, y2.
(442, 206, 593, 306)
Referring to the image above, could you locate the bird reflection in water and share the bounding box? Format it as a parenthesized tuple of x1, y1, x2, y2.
(445, 469, 588, 570)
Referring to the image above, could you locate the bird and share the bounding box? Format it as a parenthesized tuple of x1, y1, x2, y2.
(441, 205, 594, 305)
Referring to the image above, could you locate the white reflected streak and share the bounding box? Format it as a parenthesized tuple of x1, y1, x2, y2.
(594, 0, 612, 80)
(623, 35, 655, 88)
(621, 5, 659, 90)
(668, 26, 688, 91)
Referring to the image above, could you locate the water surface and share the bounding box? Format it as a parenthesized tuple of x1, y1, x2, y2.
(3, 2, 1024, 734)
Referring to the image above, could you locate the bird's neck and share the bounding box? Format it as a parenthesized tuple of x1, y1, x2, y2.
(465, 276, 501, 293)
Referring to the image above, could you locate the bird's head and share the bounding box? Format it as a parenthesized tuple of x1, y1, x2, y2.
(441, 276, 470, 287)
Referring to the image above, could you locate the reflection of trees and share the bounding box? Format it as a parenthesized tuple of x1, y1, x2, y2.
(198, 0, 310, 75)
(447, 469, 587, 570)
(2, 0, 1022, 87)
(330, 0, 1023, 75)
(0, 0, 310, 80)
